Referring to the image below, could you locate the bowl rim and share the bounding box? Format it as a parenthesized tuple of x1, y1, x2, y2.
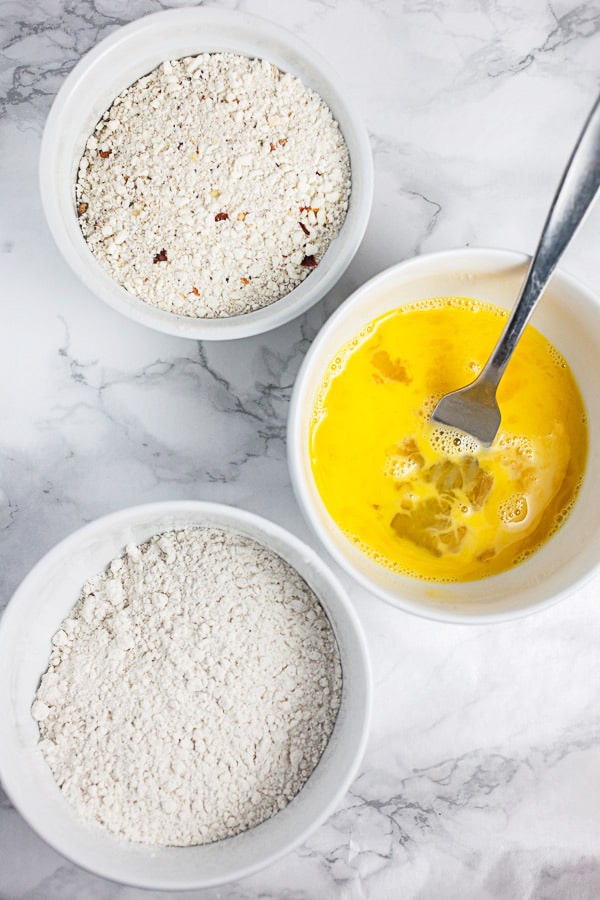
(0, 500, 372, 889)
(38, 7, 374, 341)
(287, 245, 600, 625)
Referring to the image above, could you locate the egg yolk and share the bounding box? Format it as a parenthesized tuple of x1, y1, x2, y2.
(309, 297, 587, 582)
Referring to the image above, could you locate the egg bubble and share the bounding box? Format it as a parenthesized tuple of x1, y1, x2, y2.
(550, 498, 576, 537)
(420, 394, 440, 419)
(347, 531, 458, 582)
(496, 433, 533, 460)
(499, 493, 528, 524)
(384, 455, 420, 479)
(514, 548, 535, 566)
(429, 425, 481, 457)
(547, 344, 567, 368)
(453, 296, 481, 312)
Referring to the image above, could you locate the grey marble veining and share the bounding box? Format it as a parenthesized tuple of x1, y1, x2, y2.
(2, 0, 600, 897)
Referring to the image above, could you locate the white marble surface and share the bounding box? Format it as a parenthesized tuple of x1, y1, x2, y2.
(1, 0, 600, 897)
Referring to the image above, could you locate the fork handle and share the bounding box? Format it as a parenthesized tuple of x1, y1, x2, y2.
(482, 92, 600, 387)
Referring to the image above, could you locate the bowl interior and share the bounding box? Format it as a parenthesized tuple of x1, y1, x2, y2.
(289, 248, 600, 623)
(40, 8, 373, 339)
(0, 502, 370, 889)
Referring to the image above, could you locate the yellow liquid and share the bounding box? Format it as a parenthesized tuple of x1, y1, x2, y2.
(309, 297, 587, 581)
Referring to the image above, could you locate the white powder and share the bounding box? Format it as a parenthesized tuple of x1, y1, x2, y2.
(32, 527, 342, 846)
(76, 53, 351, 317)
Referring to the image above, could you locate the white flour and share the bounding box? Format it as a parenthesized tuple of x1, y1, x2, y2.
(32, 527, 342, 846)
(76, 53, 351, 317)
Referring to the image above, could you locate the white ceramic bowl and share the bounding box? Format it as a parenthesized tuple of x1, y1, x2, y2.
(39, 8, 373, 340)
(288, 247, 600, 624)
(0, 501, 371, 890)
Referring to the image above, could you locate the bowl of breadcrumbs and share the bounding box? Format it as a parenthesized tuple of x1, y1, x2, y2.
(0, 501, 371, 889)
(40, 8, 373, 339)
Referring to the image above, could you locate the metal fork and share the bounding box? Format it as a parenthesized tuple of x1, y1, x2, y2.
(431, 92, 600, 447)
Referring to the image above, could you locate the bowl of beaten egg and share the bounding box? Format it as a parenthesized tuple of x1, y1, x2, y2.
(288, 248, 600, 623)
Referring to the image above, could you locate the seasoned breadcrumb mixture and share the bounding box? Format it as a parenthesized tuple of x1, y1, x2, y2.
(76, 53, 351, 317)
(32, 527, 342, 847)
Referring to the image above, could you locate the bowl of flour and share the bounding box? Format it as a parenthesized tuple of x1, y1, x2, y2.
(39, 8, 373, 339)
(0, 501, 371, 889)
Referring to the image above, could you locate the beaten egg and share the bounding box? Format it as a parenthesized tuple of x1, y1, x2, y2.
(309, 297, 587, 581)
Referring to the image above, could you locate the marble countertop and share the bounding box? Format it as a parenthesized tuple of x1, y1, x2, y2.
(2, 1, 600, 898)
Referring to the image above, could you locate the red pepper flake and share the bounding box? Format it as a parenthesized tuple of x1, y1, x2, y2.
(77, 201, 88, 217)
(99, 150, 112, 159)
(123, 175, 130, 183)
(191, 286, 200, 296)
(215, 212, 229, 222)
(269, 142, 276, 152)
(299, 206, 320, 214)
(153, 248, 168, 264)
(279, 138, 287, 146)
(240, 277, 250, 285)
(301, 254, 317, 268)
(298, 221, 310, 236)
